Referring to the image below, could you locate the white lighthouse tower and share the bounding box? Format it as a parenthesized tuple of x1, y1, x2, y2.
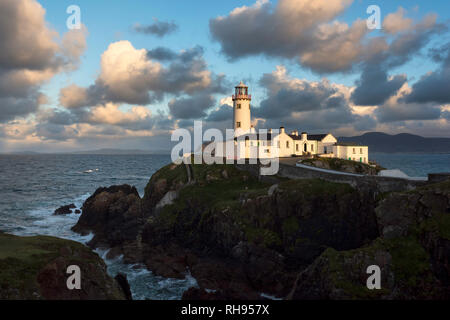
(232, 81, 251, 136)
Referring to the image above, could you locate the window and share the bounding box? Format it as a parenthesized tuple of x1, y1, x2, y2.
(265, 149, 270, 153)
(353, 148, 356, 154)
(311, 144, 314, 151)
(286, 141, 289, 148)
(296, 144, 299, 151)
(277, 141, 280, 148)
(237, 104, 241, 109)
(236, 122, 241, 128)
(324, 146, 327, 154)
(360, 148, 363, 154)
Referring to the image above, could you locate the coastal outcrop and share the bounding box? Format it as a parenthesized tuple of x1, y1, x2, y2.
(71, 161, 450, 299)
(54, 203, 76, 215)
(0, 232, 127, 299)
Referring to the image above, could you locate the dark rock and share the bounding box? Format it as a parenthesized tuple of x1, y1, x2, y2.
(54, 203, 76, 215)
(71, 185, 142, 249)
(114, 273, 132, 300)
(74, 209, 81, 214)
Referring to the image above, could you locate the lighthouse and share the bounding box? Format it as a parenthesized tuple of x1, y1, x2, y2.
(232, 81, 251, 136)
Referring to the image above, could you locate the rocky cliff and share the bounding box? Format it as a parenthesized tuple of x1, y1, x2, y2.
(0, 232, 127, 299)
(71, 162, 450, 299)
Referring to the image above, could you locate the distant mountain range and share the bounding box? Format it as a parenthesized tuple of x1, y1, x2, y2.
(3, 133, 450, 155)
(339, 132, 450, 153)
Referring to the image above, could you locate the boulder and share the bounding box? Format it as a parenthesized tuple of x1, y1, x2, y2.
(54, 204, 76, 215)
(71, 185, 142, 249)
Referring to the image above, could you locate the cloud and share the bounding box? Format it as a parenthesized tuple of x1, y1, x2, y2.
(59, 42, 227, 107)
(210, 0, 374, 73)
(133, 19, 178, 37)
(205, 104, 233, 122)
(86, 103, 154, 130)
(351, 66, 407, 106)
(382, 7, 413, 34)
(210, 1, 446, 74)
(404, 69, 450, 104)
(61, 25, 89, 70)
(255, 66, 347, 119)
(0, 96, 41, 122)
(168, 94, 215, 119)
(351, 13, 445, 107)
(376, 102, 442, 123)
(146, 47, 178, 61)
(0, 0, 87, 123)
(376, 84, 442, 122)
(59, 84, 90, 109)
(403, 43, 450, 104)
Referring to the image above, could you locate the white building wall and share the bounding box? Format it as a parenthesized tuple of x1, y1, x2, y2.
(276, 130, 294, 157)
(233, 98, 251, 134)
(332, 145, 369, 163)
(317, 134, 338, 154)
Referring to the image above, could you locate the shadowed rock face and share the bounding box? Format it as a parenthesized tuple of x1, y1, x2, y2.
(71, 185, 142, 249)
(0, 233, 126, 300)
(292, 181, 450, 300)
(71, 162, 450, 300)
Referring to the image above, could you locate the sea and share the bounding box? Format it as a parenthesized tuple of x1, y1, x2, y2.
(0, 152, 449, 299)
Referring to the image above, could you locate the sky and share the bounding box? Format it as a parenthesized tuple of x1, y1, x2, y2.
(1, 0, 450, 152)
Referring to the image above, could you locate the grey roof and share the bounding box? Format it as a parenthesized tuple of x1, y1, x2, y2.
(307, 134, 328, 141)
(336, 141, 366, 147)
(288, 134, 303, 140)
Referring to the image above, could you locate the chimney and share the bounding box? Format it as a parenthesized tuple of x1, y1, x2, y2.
(301, 132, 307, 140)
(250, 125, 256, 133)
(280, 126, 285, 134)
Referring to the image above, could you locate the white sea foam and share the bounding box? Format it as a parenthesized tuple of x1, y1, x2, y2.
(96, 248, 198, 300)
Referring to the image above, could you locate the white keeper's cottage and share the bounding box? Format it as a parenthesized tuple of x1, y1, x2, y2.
(213, 82, 369, 163)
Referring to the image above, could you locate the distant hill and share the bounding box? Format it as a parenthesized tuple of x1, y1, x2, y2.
(339, 132, 450, 153)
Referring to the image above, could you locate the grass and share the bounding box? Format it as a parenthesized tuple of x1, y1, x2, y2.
(278, 178, 355, 196)
(143, 162, 188, 200)
(0, 232, 100, 299)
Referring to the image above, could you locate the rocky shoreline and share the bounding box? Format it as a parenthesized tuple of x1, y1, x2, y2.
(71, 161, 450, 299)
